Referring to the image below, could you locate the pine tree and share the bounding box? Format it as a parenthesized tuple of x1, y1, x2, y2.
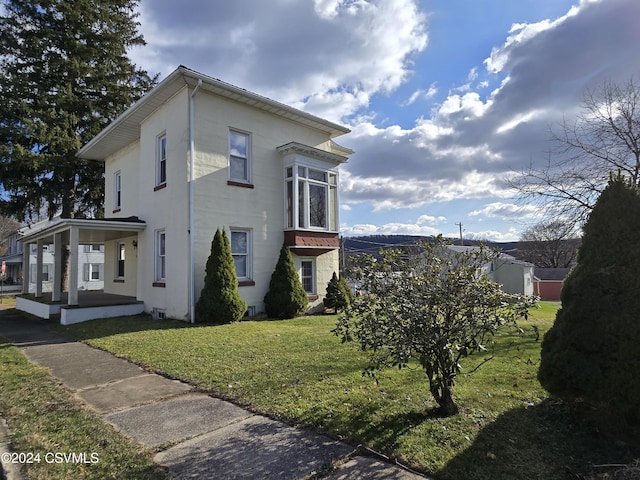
(195, 229, 247, 324)
(264, 244, 308, 319)
(538, 174, 640, 416)
(0, 0, 157, 220)
(323, 272, 353, 313)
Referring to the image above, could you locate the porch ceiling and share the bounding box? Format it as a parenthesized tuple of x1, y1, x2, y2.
(19, 218, 146, 244)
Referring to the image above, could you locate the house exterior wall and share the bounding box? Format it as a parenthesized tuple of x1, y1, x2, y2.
(494, 260, 534, 296)
(191, 90, 341, 314)
(103, 87, 191, 319)
(100, 79, 346, 320)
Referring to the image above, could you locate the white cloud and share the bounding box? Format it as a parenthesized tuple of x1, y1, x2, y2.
(468, 202, 543, 220)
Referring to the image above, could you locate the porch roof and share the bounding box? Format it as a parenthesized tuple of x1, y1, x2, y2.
(19, 217, 146, 244)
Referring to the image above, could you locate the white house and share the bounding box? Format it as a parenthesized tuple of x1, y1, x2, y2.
(18, 66, 352, 322)
(1, 226, 105, 293)
(445, 245, 535, 296)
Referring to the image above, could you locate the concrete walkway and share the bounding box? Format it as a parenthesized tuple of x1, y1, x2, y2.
(0, 308, 428, 479)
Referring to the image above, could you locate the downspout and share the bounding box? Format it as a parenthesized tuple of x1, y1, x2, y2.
(188, 79, 203, 323)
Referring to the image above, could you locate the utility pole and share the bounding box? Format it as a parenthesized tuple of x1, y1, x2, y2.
(455, 222, 463, 246)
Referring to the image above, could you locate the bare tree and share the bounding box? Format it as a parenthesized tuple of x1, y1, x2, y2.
(518, 220, 580, 268)
(509, 76, 640, 224)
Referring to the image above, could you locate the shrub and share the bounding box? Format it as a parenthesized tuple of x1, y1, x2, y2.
(538, 174, 640, 416)
(264, 243, 308, 319)
(195, 228, 247, 324)
(323, 272, 354, 313)
(334, 238, 532, 416)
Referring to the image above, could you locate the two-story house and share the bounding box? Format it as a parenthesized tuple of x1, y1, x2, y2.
(18, 66, 352, 323)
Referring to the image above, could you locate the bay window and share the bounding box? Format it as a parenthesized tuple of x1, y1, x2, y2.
(286, 165, 338, 231)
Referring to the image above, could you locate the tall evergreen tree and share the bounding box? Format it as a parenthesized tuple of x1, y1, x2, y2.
(195, 229, 247, 324)
(538, 174, 640, 416)
(264, 244, 308, 319)
(0, 0, 157, 220)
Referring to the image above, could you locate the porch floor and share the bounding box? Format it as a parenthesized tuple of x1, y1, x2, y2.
(20, 290, 140, 307)
(17, 291, 145, 325)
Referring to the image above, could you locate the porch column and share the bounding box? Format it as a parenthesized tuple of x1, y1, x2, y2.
(22, 242, 30, 294)
(68, 226, 79, 306)
(35, 239, 44, 298)
(52, 233, 63, 302)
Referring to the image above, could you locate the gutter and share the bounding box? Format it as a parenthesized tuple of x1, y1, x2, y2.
(188, 79, 202, 324)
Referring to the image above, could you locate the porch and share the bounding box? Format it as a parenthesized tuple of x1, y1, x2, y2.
(17, 290, 145, 325)
(17, 217, 146, 324)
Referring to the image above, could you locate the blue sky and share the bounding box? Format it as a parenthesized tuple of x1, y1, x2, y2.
(129, 0, 639, 241)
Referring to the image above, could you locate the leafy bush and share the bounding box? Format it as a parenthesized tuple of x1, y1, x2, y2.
(264, 243, 308, 319)
(538, 174, 640, 417)
(195, 228, 247, 323)
(334, 237, 532, 416)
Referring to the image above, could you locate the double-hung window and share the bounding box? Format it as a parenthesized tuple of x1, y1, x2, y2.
(230, 228, 252, 281)
(116, 242, 126, 279)
(300, 259, 315, 294)
(114, 171, 122, 211)
(83, 263, 103, 281)
(285, 166, 338, 231)
(229, 130, 251, 183)
(155, 230, 166, 284)
(156, 133, 167, 188)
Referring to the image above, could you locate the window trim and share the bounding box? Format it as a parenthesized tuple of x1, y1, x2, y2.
(156, 132, 167, 188)
(230, 227, 252, 282)
(154, 230, 166, 285)
(228, 129, 252, 184)
(114, 170, 122, 212)
(285, 164, 339, 232)
(116, 242, 126, 279)
(300, 258, 315, 294)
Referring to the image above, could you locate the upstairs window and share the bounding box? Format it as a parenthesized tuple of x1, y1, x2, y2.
(285, 166, 338, 231)
(114, 171, 122, 210)
(156, 133, 167, 187)
(229, 130, 251, 183)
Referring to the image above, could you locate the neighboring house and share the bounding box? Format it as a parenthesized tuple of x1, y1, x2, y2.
(0, 230, 23, 288)
(534, 268, 570, 301)
(18, 66, 352, 321)
(1, 225, 105, 292)
(445, 245, 535, 296)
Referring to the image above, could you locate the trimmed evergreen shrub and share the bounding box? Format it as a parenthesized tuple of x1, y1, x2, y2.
(264, 243, 308, 319)
(323, 272, 354, 313)
(195, 228, 247, 324)
(538, 174, 640, 416)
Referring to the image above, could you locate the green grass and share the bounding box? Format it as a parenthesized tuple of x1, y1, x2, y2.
(58, 302, 637, 479)
(0, 334, 167, 480)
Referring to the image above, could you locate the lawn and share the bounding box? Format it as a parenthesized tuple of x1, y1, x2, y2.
(0, 334, 167, 480)
(59, 302, 638, 480)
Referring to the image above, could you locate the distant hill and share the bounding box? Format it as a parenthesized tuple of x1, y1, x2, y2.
(342, 235, 518, 256)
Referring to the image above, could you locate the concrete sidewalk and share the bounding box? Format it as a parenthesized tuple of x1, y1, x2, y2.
(0, 309, 428, 479)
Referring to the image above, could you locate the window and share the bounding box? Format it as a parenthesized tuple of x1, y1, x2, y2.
(230, 229, 251, 280)
(229, 130, 250, 183)
(286, 166, 338, 231)
(156, 133, 167, 187)
(114, 171, 121, 210)
(116, 242, 125, 278)
(155, 230, 166, 283)
(300, 259, 315, 294)
(83, 263, 103, 281)
(29, 264, 52, 282)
